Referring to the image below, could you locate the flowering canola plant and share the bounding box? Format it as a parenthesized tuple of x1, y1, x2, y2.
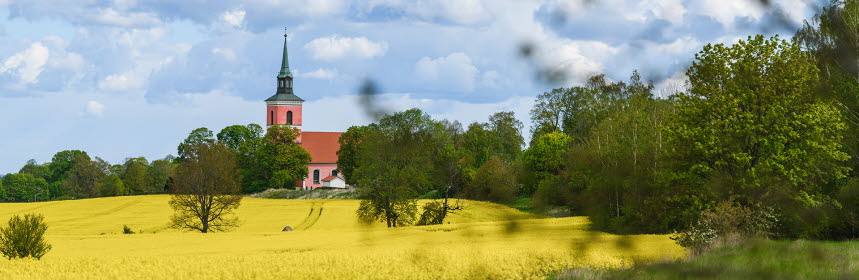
(0, 195, 684, 279)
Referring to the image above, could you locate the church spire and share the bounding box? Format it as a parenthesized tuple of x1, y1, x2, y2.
(278, 27, 292, 79)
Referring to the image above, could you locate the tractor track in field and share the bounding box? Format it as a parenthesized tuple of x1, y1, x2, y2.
(295, 202, 325, 230)
(0, 201, 62, 215)
(51, 200, 141, 224)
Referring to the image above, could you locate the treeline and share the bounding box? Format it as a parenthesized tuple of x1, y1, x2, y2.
(344, 1, 859, 241)
(0, 123, 311, 202)
(0, 151, 175, 202)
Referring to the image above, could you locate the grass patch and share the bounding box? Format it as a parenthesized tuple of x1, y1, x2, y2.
(554, 239, 859, 280)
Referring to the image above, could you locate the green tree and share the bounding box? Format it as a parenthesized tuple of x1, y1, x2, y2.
(337, 124, 376, 184)
(521, 131, 572, 195)
(146, 158, 176, 193)
(354, 109, 439, 227)
(666, 35, 849, 218)
(123, 161, 148, 194)
(169, 142, 242, 233)
(18, 160, 52, 181)
(98, 174, 126, 197)
(48, 150, 87, 183)
(177, 128, 215, 161)
(62, 154, 109, 199)
(259, 126, 311, 189)
(462, 111, 525, 168)
(1, 173, 48, 202)
(0, 213, 51, 260)
(468, 156, 518, 202)
(217, 124, 263, 150)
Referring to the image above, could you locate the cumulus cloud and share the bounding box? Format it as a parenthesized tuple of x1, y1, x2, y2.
(298, 68, 338, 80)
(539, 41, 617, 85)
(416, 52, 479, 92)
(0, 42, 50, 85)
(86, 101, 106, 117)
(304, 35, 388, 61)
(221, 9, 245, 27)
(357, 0, 491, 25)
(98, 71, 145, 92)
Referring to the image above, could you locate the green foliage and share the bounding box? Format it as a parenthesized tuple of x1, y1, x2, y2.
(462, 111, 525, 167)
(667, 35, 848, 197)
(177, 127, 215, 161)
(337, 124, 375, 183)
(1, 173, 48, 202)
(416, 200, 447, 226)
(672, 198, 778, 255)
(48, 150, 88, 183)
(122, 225, 134, 234)
(260, 126, 311, 189)
(146, 158, 176, 193)
(521, 131, 571, 195)
(62, 154, 109, 199)
(0, 213, 52, 260)
(98, 174, 125, 197)
(170, 142, 242, 233)
(122, 161, 148, 194)
(467, 156, 518, 202)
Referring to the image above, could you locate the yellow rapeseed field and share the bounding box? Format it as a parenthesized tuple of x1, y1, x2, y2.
(0, 195, 684, 279)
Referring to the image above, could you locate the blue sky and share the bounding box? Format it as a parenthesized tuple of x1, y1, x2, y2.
(0, 0, 822, 173)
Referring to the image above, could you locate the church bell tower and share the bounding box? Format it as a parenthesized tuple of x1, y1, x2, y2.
(265, 28, 304, 142)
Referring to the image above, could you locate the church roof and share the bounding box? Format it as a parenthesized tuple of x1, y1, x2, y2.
(321, 175, 342, 182)
(265, 93, 304, 102)
(301, 132, 343, 164)
(278, 29, 293, 79)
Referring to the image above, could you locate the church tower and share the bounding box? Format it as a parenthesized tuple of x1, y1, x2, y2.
(265, 29, 304, 143)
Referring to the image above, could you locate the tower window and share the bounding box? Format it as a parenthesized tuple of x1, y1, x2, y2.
(287, 111, 293, 125)
(313, 169, 320, 184)
(270, 111, 274, 125)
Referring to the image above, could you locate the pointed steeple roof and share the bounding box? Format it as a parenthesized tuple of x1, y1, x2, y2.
(266, 28, 304, 102)
(278, 28, 293, 79)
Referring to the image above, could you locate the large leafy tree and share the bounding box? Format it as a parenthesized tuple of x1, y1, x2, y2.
(259, 126, 311, 189)
(666, 35, 849, 203)
(354, 109, 439, 227)
(48, 150, 87, 183)
(336, 124, 376, 184)
(61, 154, 110, 199)
(169, 142, 242, 233)
(521, 131, 572, 195)
(146, 157, 176, 193)
(462, 111, 525, 168)
(123, 159, 148, 194)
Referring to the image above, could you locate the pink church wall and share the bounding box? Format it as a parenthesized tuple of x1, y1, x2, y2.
(303, 163, 340, 190)
(267, 105, 303, 126)
(267, 105, 303, 142)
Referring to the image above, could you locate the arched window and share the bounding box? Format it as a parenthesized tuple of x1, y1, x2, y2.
(313, 169, 320, 184)
(286, 111, 293, 125)
(270, 111, 274, 125)
(331, 169, 338, 177)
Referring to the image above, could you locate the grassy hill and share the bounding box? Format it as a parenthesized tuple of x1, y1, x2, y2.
(0, 195, 684, 279)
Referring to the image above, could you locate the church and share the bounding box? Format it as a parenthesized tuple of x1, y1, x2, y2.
(265, 31, 346, 190)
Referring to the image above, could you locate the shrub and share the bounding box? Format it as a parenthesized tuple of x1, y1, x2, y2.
(672, 198, 777, 255)
(122, 225, 134, 234)
(416, 201, 446, 226)
(467, 156, 518, 202)
(0, 213, 52, 259)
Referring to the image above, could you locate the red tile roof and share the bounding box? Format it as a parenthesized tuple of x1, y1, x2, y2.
(321, 175, 340, 182)
(300, 131, 342, 164)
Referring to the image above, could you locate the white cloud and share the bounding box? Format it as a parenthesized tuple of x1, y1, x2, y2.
(84, 8, 162, 27)
(221, 9, 246, 27)
(304, 35, 388, 61)
(540, 41, 617, 85)
(98, 71, 145, 92)
(0, 42, 50, 85)
(481, 70, 501, 88)
(416, 52, 479, 92)
(298, 68, 338, 80)
(641, 0, 686, 24)
(654, 71, 689, 98)
(86, 101, 106, 117)
(689, 0, 766, 27)
(212, 47, 237, 61)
